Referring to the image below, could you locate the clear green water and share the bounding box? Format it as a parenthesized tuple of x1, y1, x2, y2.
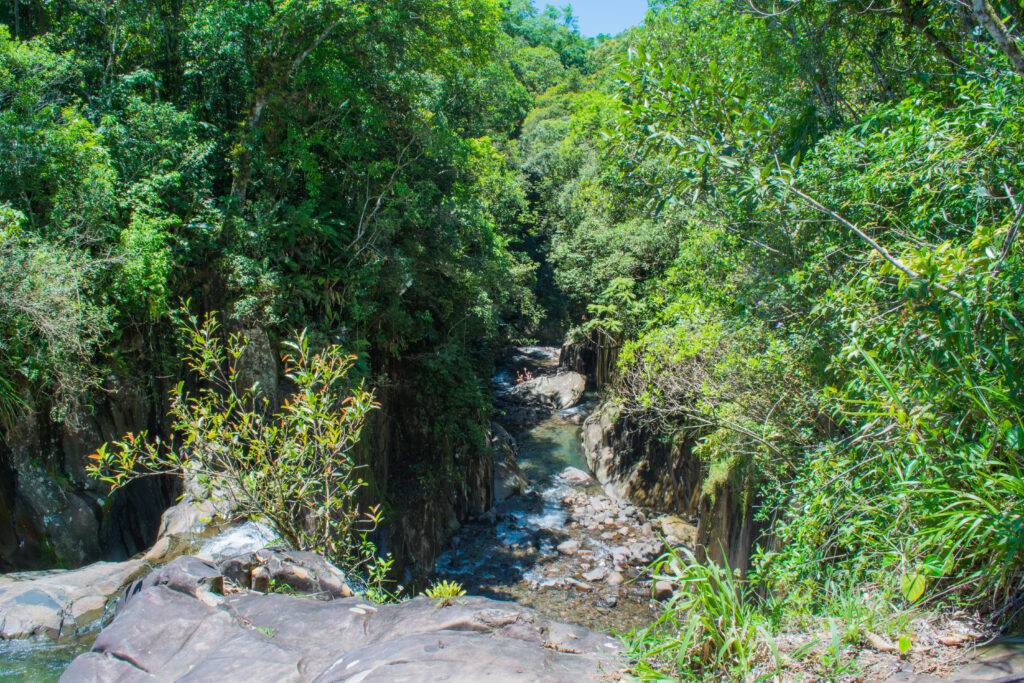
(514, 417, 589, 481)
(0, 636, 93, 682)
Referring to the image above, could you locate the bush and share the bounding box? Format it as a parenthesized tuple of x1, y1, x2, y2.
(89, 312, 389, 591)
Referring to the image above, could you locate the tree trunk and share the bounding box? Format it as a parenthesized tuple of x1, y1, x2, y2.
(972, 0, 1024, 76)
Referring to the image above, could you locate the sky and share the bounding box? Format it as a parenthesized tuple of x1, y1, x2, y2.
(535, 0, 649, 38)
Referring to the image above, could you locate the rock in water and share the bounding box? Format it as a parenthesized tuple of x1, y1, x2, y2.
(558, 467, 593, 485)
(0, 560, 147, 639)
(556, 540, 580, 556)
(61, 553, 623, 682)
(491, 422, 528, 501)
(503, 372, 586, 409)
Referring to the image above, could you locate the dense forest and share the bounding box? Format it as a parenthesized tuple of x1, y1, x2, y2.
(2, 0, 1023, 679)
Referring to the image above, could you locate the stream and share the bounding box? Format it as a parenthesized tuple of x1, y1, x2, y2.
(0, 638, 90, 682)
(431, 346, 662, 633)
(0, 346, 662, 681)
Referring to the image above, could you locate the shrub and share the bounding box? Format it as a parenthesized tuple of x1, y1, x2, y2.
(88, 312, 388, 588)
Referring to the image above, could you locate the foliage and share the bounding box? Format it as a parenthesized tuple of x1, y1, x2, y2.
(626, 548, 773, 681)
(422, 579, 467, 600)
(88, 313, 386, 583)
(515, 0, 1024, 677)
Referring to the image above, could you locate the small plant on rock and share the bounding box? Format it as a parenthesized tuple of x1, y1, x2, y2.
(423, 580, 467, 607)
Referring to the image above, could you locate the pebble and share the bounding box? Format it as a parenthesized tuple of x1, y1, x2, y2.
(653, 580, 675, 601)
(583, 568, 608, 582)
(565, 577, 594, 591)
(606, 572, 624, 587)
(557, 540, 580, 556)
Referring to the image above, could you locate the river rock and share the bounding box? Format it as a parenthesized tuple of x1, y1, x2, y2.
(583, 568, 607, 582)
(653, 580, 675, 601)
(557, 540, 580, 556)
(503, 372, 586, 409)
(656, 515, 698, 547)
(491, 423, 528, 501)
(61, 553, 623, 682)
(606, 572, 624, 587)
(0, 559, 147, 639)
(194, 520, 278, 563)
(558, 466, 593, 485)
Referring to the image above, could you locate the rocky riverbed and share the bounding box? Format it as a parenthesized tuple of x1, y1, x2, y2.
(431, 346, 682, 633)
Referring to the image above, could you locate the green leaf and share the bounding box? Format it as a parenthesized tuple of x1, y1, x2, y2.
(900, 572, 927, 603)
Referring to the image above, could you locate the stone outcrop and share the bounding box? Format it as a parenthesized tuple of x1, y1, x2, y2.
(559, 335, 619, 390)
(582, 402, 766, 575)
(583, 404, 703, 512)
(0, 323, 279, 573)
(61, 554, 624, 682)
(0, 522, 279, 643)
(0, 559, 147, 640)
(0, 382, 177, 572)
(504, 372, 586, 409)
(694, 472, 766, 575)
(491, 423, 528, 501)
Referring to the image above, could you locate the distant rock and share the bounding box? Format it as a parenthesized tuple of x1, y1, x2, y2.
(490, 423, 528, 501)
(503, 372, 586, 409)
(62, 553, 623, 682)
(558, 466, 593, 485)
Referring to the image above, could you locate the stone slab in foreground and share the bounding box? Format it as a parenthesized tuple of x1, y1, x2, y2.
(61, 556, 624, 682)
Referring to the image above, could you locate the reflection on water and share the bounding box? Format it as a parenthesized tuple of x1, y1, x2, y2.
(0, 635, 93, 683)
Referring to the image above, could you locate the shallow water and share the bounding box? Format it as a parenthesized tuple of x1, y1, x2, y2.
(0, 635, 92, 682)
(433, 347, 660, 634)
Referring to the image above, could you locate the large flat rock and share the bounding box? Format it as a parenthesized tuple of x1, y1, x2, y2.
(0, 560, 146, 640)
(61, 555, 623, 681)
(504, 372, 586, 409)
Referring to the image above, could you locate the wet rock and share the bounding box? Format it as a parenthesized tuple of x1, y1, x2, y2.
(653, 581, 675, 601)
(606, 572, 624, 587)
(63, 557, 623, 682)
(565, 577, 594, 592)
(558, 467, 593, 485)
(0, 560, 147, 639)
(557, 540, 581, 556)
(583, 568, 607, 582)
(491, 423, 529, 501)
(195, 520, 278, 563)
(503, 372, 586, 409)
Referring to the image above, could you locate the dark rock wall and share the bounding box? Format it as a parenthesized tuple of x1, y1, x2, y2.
(0, 376, 178, 571)
(1, 324, 495, 584)
(583, 403, 768, 575)
(361, 379, 493, 587)
(559, 336, 619, 391)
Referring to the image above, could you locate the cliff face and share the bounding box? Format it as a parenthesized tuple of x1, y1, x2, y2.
(582, 403, 768, 575)
(360, 376, 493, 588)
(0, 376, 177, 571)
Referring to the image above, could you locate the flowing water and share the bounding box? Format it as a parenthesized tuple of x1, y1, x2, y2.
(0, 636, 92, 682)
(1, 346, 660, 679)
(431, 346, 662, 634)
